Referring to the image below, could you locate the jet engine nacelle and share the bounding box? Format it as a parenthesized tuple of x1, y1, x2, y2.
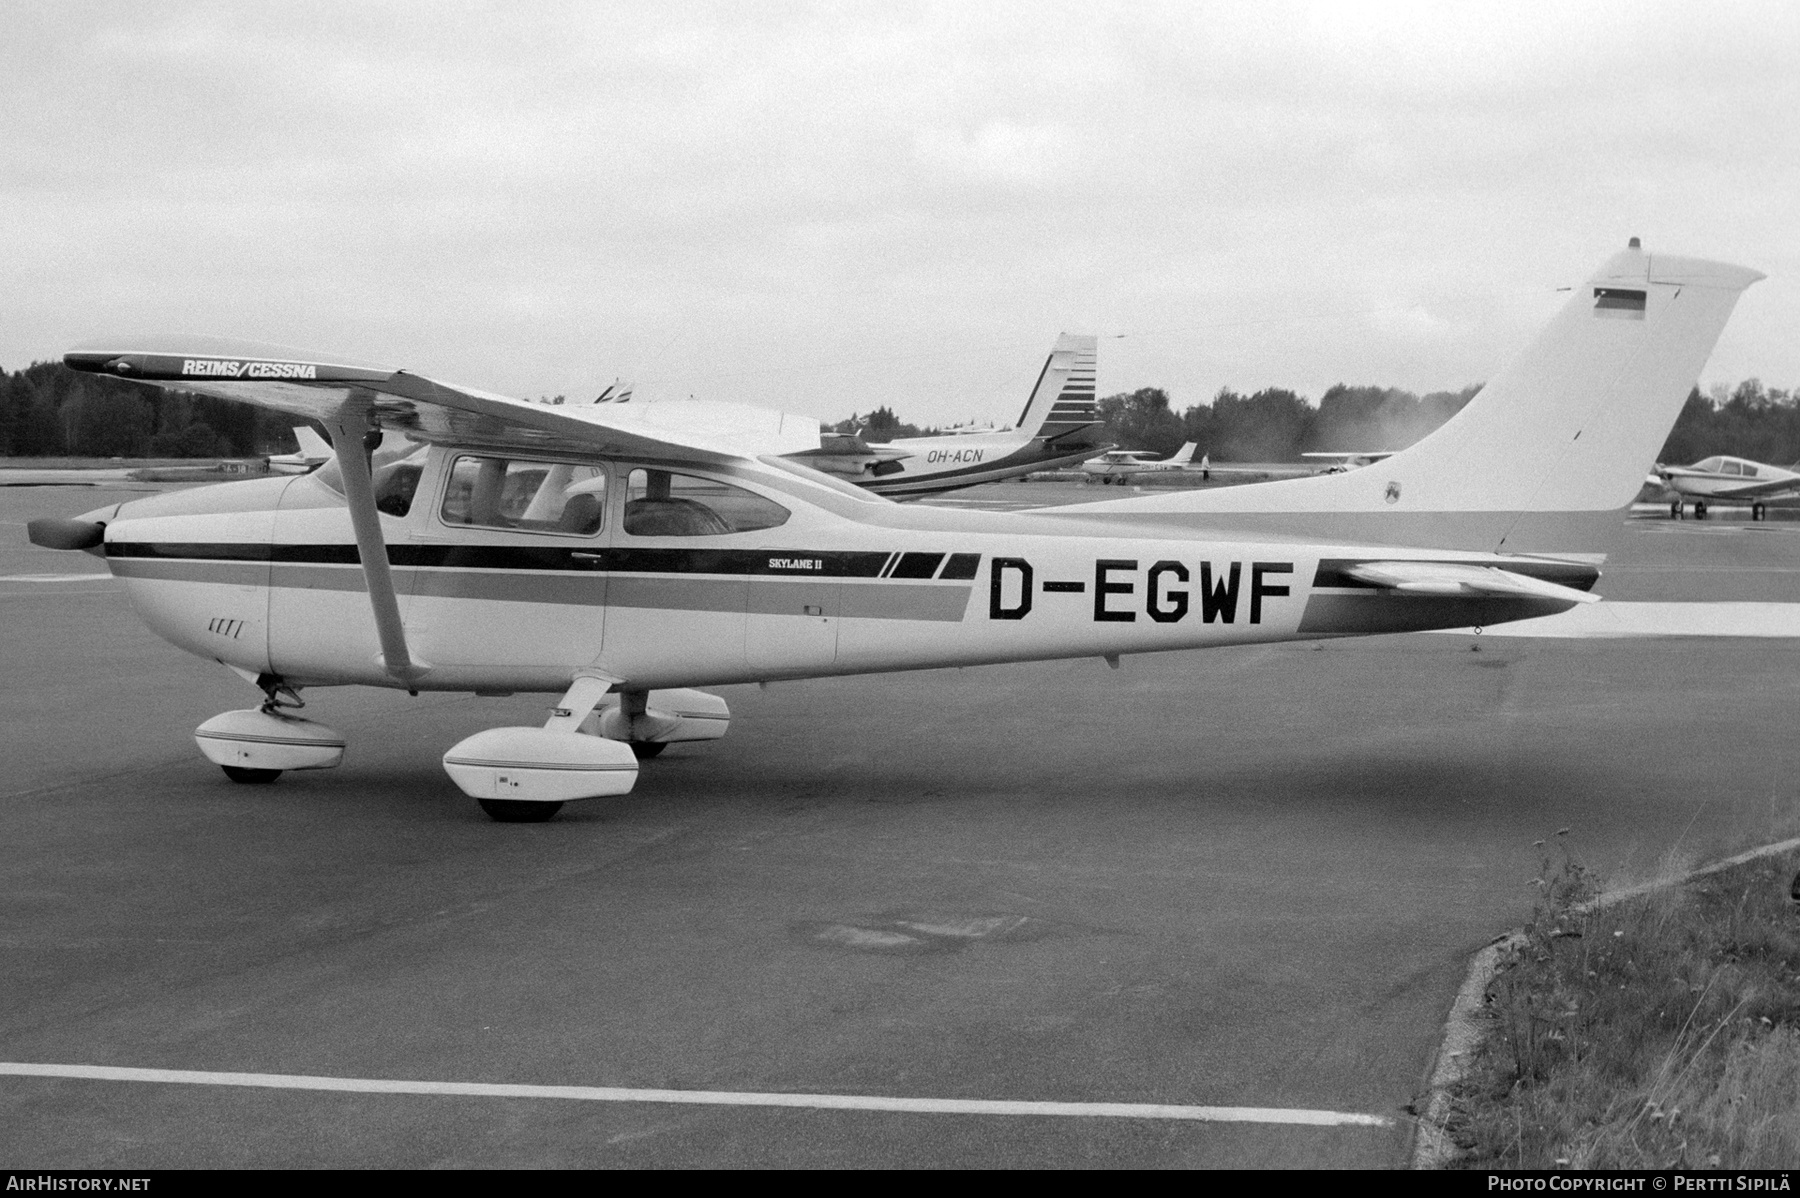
(586, 688, 731, 746)
(195, 709, 346, 773)
(442, 727, 639, 802)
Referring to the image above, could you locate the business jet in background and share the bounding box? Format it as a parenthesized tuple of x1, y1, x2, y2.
(1079, 442, 1203, 484)
(266, 425, 334, 474)
(1651, 455, 1800, 520)
(787, 334, 1108, 497)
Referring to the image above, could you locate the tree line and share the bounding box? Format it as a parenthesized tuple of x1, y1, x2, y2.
(0, 361, 299, 458)
(845, 378, 1800, 467)
(3, 358, 1795, 468)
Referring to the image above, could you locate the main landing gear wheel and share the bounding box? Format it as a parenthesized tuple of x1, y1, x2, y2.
(630, 741, 668, 760)
(221, 765, 282, 784)
(1671, 499, 1683, 519)
(1753, 502, 1767, 521)
(478, 798, 564, 823)
(1695, 500, 1709, 520)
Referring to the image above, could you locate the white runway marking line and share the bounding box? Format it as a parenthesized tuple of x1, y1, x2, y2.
(1437, 601, 1800, 638)
(0, 1062, 1392, 1127)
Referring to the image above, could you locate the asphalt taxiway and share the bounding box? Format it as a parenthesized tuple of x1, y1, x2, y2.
(2, 481, 1798, 1168)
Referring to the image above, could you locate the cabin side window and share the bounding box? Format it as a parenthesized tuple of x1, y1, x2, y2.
(623, 469, 789, 537)
(439, 456, 607, 536)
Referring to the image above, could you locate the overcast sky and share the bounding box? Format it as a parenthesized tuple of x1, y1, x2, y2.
(4, 1, 1796, 427)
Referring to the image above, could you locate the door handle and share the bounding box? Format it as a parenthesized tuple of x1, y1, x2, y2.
(571, 551, 607, 566)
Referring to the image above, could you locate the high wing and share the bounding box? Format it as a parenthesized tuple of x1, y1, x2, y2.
(1658, 470, 1800, 501)
(64, 335, 821, 466)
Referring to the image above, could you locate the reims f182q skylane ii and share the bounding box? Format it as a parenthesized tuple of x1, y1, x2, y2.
(29, 244, 1760, 821)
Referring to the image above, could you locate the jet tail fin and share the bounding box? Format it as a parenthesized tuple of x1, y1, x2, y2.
(1054, 244, 1762, 556)
(1014, 334, 1099, 441)
(292, 425, 332, 459)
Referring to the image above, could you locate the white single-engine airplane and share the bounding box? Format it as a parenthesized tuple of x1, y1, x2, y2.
(1651, 455, 1800, 521)
(790, 334, 1108, 496)
(28, 243, 1759, 823)
(1080, 442, 1203, 484)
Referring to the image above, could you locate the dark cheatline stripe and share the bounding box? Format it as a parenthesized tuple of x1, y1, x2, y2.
(891, 552, 945, 580)
(108, 541, 271, 562)
(103, 555, 969, 620)
(1041, 581, 1085, 594)
(113, 542, 897, 577)
(840, 582, 971, 623)
(938, 553, 980, 580)
(1310, 558, 1599, 591)
(109, 558, 268, 586)
(1297, 594, 1574, 635)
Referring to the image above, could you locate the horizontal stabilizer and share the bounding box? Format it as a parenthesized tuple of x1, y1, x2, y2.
(1344, 561, 1601, 604)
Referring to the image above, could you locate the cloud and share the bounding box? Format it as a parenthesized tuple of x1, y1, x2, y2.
(2, 2, 1795, 424)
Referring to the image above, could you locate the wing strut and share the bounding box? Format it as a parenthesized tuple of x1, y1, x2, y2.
(329, 397, 426, 685)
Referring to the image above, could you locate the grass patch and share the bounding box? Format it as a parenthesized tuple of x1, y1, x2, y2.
(1449, 840, 1800, 1169)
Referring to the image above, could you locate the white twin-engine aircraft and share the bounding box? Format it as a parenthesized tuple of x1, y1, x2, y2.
(29, 244, 1759, 822)
(790, 333, 1108, 496)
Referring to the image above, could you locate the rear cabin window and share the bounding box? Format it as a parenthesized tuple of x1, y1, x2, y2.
(624, 469, 788, 537)
(439, 456, 606, 536)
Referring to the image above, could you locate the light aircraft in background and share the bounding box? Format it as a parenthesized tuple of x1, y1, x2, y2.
(1650, 455, 1800, 521)
(27, 243, 1759, 825)
(788, 334, 1108, 496)
(1079, 442, 1202, 484)
(266, 425, 333, 474)
(1302, 451, 1397, 475)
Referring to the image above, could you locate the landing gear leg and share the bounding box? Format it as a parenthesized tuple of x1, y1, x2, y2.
(1754, 502, 1767, 522)
(219, 676, 306, 784)
(617, 690, 667, 759)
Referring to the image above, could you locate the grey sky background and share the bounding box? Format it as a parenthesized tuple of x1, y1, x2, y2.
(4, 1, 1796, 428)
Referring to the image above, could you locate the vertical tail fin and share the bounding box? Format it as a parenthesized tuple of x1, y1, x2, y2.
(1056, 244, 1762, 555)
(292, 426, 332, 458)
(1169, 441, 1199, 465)
(1014, 333, 1099, 440)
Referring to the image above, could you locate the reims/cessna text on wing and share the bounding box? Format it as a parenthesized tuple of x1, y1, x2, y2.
(28, 243, 1759, 822)
(1651, 455, 1800, 521)
(1079, 442, 1202, 484)
(790, 334, 1108, 496)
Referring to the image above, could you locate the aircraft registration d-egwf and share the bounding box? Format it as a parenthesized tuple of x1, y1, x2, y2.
(1651, 455, 1800, 521)
(29, 244, 1759, 822)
